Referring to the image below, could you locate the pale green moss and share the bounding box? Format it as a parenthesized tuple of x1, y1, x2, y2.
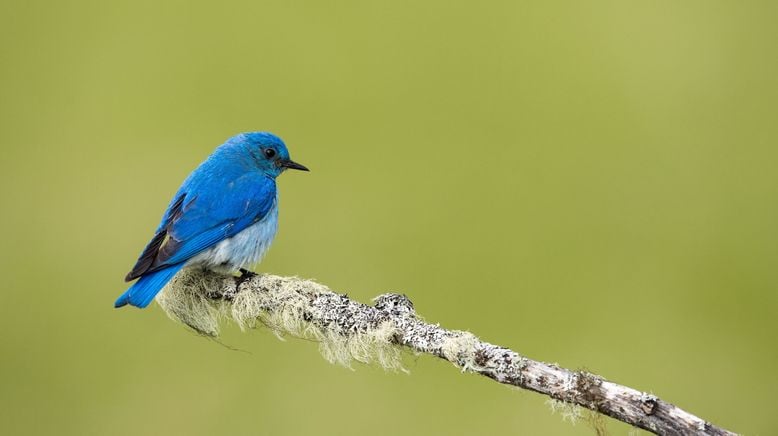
(156, 269, 404, 371)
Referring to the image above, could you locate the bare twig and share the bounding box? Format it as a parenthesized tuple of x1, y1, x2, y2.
(156, 269, 736, 436)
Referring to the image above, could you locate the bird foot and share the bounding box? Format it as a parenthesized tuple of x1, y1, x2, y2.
(235, 268, 258, 288)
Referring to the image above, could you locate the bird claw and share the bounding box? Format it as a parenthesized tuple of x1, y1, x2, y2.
(236, 268, 258, 288)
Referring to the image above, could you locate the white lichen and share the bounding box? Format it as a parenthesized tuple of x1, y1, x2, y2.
(156, 269, 230, 336)
(440, 332, 481, 372)
(156, 269, 404, 371)
(318, 321, 404, 371)
(546, 398, 584, 425)
(562, 371, 577, 392)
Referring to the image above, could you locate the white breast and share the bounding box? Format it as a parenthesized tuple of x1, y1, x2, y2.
(188, 199, 279, 272)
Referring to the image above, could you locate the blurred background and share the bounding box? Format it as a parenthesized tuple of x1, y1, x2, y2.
(1, 1, 776, 435)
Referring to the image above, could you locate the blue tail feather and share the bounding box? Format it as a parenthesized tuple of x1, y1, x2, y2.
(115, 264, 186, 308)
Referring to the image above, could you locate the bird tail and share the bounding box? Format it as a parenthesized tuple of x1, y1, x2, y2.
(114, 264, 186, 308)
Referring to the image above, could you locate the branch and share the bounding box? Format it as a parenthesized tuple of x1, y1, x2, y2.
(156, 269, 736, 436)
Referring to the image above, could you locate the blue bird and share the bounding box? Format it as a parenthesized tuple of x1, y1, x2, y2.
(115, 132, 308, 309)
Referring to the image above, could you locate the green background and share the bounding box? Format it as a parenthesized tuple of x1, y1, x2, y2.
(1, 1, 776, 435)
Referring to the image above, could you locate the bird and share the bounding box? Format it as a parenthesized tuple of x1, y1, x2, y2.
(115, 132, 308, 309)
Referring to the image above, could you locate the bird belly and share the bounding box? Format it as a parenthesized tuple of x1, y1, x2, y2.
(188, 202, 279, 272)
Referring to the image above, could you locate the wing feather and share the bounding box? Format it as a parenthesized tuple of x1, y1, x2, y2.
(125, 173, 276, 280)
(125, 193, 187, 281)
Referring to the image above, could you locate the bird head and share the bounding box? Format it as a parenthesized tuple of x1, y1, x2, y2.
(234, 132, 309, 177)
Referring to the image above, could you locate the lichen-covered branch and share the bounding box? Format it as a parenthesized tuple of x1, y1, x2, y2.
(156, 269, 736, 436)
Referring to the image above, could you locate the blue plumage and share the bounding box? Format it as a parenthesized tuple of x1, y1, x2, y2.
(115, 264, 185, 308)
(115, 132, 308, 309)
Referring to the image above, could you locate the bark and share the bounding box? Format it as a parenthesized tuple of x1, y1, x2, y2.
(160, 270, 736, 436)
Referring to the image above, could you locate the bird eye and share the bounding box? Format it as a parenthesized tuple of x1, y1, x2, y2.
(263, 148, 276, 159)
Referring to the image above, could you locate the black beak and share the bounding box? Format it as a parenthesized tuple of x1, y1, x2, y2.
(280, 159, 309, 171)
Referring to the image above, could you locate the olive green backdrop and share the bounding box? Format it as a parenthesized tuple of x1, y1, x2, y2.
(1, 1, 776, 435)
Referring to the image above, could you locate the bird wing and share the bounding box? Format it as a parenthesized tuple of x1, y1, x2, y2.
(125, 172, 277, 281)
